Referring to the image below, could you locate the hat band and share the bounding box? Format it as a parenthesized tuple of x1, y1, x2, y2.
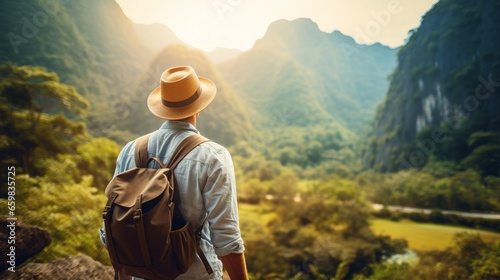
(161, 87, 201, 108)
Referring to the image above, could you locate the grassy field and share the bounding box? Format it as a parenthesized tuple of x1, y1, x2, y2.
(370, 218, 500, 251)
(239, 202, 500, 252)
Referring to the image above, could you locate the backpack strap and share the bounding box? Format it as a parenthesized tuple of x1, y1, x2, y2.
(167, 134, 213, 275)
(134, 133, 207, 169)
(195, 222, 214, 275)
(166, 134, 209, 169)
(134, 133, 152, 168)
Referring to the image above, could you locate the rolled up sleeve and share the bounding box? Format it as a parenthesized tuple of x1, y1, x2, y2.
(203, 148, 244, 256)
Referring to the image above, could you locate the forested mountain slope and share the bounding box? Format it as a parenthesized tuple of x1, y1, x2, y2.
(220, 18, 397, 133)
(366, 0, 500, 174)
(0, 0, 151, 137)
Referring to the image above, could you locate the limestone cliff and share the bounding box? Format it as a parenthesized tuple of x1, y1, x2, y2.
(366, 0, 500, 172)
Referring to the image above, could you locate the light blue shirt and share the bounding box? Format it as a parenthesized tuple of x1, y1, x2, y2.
(100, 121, 244, 279)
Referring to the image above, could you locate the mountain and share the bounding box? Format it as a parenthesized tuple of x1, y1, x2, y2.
(0, 1, 251, 145)
(134, 23, 184, 53)
(116, 44, 255, 146)
(365, 0, 500, 173)
(0, 3, 399, 151)
(0, 0, 152, 136)
(219, 18, 397, 133)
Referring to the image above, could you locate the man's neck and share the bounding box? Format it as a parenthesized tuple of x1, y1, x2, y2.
(177, 115, 196, 127)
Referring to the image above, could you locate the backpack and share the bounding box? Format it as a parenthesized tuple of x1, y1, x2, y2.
(102, 133, 213, 280)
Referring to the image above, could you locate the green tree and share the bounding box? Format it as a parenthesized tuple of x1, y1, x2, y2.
(0, 63, 89, 178)
(76, 138, 120, 189)
(2, 174, 108, 263)
(353, 233, 500, 280)
(461, 144, 500, 177)
(449, 170, 489, 211)
(265, 176, 404, 279)
(470, 241, 500, 280)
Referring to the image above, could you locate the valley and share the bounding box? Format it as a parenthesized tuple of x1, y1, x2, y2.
(1, 0, 499, 279)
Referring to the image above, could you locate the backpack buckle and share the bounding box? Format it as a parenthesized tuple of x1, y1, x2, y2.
(133, 209, 142, 224)
(102, 193, 118, 220)
(102, 206, 110, 220)
(132, 194, 143, 224)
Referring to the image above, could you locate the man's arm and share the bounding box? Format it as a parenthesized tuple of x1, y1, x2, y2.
(218, 253, 248, 280)
(202, 146, 247, 278)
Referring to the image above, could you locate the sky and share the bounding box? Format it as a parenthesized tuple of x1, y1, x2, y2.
(115, 0, 439, 52)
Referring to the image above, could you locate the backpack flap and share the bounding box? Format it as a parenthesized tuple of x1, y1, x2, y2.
(104, 166, 173, 207)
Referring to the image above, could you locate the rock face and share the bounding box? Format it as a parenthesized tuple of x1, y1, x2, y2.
(0, 217, 114, 279)
(0, 255, 115, 280)
(0, 216, 52, 272)
(366, 0, 500, 172)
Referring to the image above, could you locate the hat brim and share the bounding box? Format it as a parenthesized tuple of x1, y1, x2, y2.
(147, 77, 217, 120)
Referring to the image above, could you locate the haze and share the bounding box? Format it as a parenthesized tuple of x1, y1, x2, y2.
(116, 0, 439, 51)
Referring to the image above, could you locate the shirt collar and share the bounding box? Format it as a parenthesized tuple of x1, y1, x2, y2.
(159, 120, 199, 134)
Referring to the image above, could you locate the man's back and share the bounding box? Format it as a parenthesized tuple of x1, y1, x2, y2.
(102, 65, 247, 279)
(112, 120, 244, 279)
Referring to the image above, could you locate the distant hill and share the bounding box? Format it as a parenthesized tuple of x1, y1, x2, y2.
(220, 18, 397, 133)
(116, 44, 255, 146)
(0, 0, 152, 137)
(365, 0, 500, 173)
(0, 3, 400, 151)
(205, 47, 243, 64)
(134, 23, 184, 53)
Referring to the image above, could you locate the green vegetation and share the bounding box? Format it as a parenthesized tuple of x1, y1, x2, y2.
(367, 0, 500, 174)
(1, 0, 500, 278)
(0, 0, 150, 143)
(364, 167, 500, 213)
(353, 233, 500, 280)
(237, 177, 407, 279)
(0, 63, 118, 264)
(373, 207, 500, 232)
(220, 18, 397, 135)
(0, 63, 89, 183)
(370, 219, 500, 251)
(117, 44, 255, 147)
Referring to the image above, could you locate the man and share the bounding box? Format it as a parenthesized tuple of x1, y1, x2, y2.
(100, 66, 248, 279)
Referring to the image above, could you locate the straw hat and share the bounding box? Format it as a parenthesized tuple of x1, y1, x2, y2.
(147, 66, 217, 120)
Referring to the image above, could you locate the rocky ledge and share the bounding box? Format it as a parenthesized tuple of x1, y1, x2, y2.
(0, 255, 114, 280)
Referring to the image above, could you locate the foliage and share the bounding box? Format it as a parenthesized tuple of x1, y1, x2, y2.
(0, 63, 89, 117)
(0, 63, 90, 192)
(0, 135, 118, 263)
(0, 0, 150, 138)
(220, 18, 397, 135)
(116, 44, 255, 146)
(366, 0, 500, 176)
(461, 144, 500, 177)
(365, 167, 500, 213)
(231, 123, 359, 197)
(353, 233, 500, 280)
(0, 174, 108, 263)
(75, 138, 120, 189)
(0, 1, 498, 279)
(0, 62, 118, 264)
(239, 177, 407, 279)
